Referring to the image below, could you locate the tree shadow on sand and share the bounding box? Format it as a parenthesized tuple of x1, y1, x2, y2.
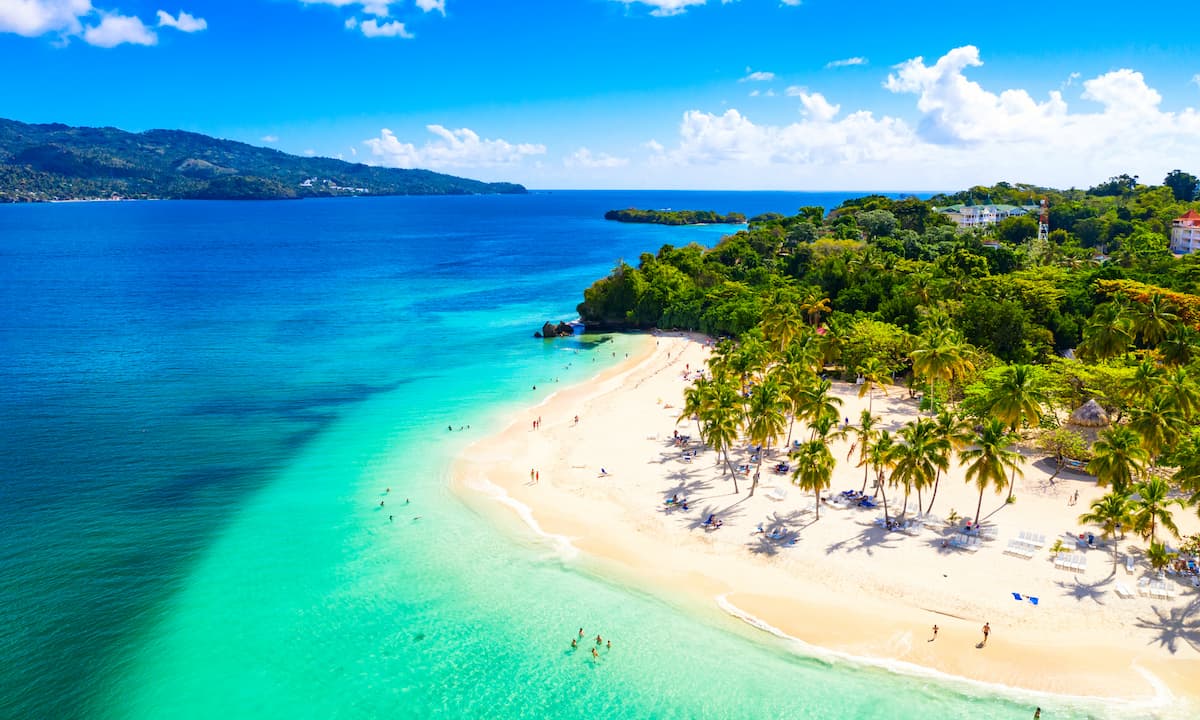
(745, 509, 811, 556)
(1054, 573, 1114, 605)
(825, 523, 900, 557)
(688, 502, 747, 532)
(1133, 596, 1200, 654)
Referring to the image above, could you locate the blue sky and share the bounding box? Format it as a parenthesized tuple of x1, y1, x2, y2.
(2, 0, 1199, 190)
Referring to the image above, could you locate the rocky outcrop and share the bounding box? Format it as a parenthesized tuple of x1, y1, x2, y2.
(535, 321, 575, 338)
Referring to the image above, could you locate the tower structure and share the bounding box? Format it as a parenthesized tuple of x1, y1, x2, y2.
(1037, 197, 1049, 242)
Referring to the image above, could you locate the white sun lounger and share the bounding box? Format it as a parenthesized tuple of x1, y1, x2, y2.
(764, 486, 787, 502)
(1114, 583, 1136, 599)
(1125, 555, 1135, 574)
(1004, 539, 1037, 559)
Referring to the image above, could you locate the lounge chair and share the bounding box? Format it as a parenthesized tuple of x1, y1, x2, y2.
(1114, 583, 1136, 599)
(764, 486, 787, 502)
(1027, 596, 1039, 606)
(1011, 592, 1023, 601)
(1125, 555, 1135, 574)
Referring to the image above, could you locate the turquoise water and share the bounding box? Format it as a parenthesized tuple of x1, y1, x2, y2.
(0, 193, 1158, 719)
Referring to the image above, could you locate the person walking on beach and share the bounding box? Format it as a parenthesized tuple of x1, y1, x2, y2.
(981, 622, 990, 646)
(1033, 708, 1041, 719)
(535, 470, 539, 483)
(931, 624, 938, 641)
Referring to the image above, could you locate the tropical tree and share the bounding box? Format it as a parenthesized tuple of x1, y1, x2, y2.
(1129, 477, 1182, 543)
(1078, 491, 1135, 570)
(799, 289, 832, 326)
(961, 418, 1022, 525)
(848, 410, 879, 494)
(1145, 540, 1177, 573)
(1158, 325, 1198, 367)
(868, 430, 899, 523)
(1174, 432, 1200, 519)
(1130, 293, 1180, 346)
(699, 377, 743, 494)
(892, 418, 943, 516)
(1162, 366, 1200, 421)
(988, 364, 1047, 432)
(925, 410, 969, 515)
(1128, 392, 1188, 463)
(743, 376, 788, 496)
(910, 330, 975, 414)
(856, 356, 892, 414)
(1087, 426, 1148, 494)
(760, 301, 805, 354)
(1078, 302, 1132, 361)
(1124, 360, 1164, 406)
(791, 438, 836, 520)
(795, 377, 843, 441)
(679, 376, 708, 438)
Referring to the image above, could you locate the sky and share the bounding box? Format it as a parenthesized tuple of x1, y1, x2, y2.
(2, 0, 1199, 190)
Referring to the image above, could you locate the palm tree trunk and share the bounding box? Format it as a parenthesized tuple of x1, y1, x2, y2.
(878, 470, 891, 523)
(1006, 463, 1018, 502)
(860, 461, 870, 495)
(926, 469, 941, 514)
(785, 415, 795, 448)
(916, 488, 923, 517)
(975, 487, 985, 527)
(901, 487, 909, 516)
(723, 450, 739, 494)
(814, 489, 821, 520)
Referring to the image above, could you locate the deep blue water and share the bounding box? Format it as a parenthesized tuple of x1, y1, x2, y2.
(2, 191, 1114, 720)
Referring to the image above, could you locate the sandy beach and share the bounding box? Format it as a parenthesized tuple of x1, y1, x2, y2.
(454, 333, 1200, 708)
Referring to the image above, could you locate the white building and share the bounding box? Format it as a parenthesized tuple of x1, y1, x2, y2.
(1170, 210, 1200, 254)
(935, 203, 1040, 230)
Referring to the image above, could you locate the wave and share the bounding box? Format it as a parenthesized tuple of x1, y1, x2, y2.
(715, 593, 1187, 720)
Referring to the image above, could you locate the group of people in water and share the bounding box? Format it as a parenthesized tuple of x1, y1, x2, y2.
(569, 628, 612, 660)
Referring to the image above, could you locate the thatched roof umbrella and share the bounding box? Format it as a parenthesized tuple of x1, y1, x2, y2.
(1068, 398, 1110, 428)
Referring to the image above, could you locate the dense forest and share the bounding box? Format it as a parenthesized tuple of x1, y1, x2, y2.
(580, 173, 1200, 562)
(604, 208, 747, 225)
(0, 118, 526, 202)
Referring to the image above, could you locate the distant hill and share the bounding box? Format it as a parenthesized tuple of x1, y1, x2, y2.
(0, 118, 526, 202)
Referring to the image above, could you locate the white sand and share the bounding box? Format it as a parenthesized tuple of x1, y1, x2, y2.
(453, 333, 1200, 705)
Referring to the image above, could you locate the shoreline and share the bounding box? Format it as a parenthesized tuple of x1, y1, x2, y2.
(452, 332, 1200, 712)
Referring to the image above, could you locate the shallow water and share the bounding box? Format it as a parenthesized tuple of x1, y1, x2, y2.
(0, 192, 1167, 719)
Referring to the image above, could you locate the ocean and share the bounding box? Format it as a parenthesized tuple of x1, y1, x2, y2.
(0, 191, 1144, 719)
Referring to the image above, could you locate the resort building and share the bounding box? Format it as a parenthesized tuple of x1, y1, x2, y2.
(935, 203, 1040, 230)
(1170, 209, 1200, 254)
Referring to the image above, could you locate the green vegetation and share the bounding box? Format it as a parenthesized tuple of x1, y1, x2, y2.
(604, 208, 747, 225)
(588, 174, 1200, 532)
(0, 118, 526, 202)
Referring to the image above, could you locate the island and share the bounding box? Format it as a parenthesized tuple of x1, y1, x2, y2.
(604, 208, 747, 225)
(0, 118, 526, 202)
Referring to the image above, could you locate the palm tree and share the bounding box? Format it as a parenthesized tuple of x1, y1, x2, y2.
(791, 438, 836, 520)
(761, 302, 805, 355)
(795, 377, 843, 441)
(848, 410, 879, 494)
(729, 336, 770, 390)
(1129, 477, 1182, 543)
(1130, 293, 1180, 347)
(1124, 360, 1164, 406)
(910, 330, 974, 415)
(1172, 431, 1200, 520)
(1078, 491, 1135, 570)
(1145, 540, 1177, 573)
(868, 430, 900, 523)
(743, 376, 788, 496)
(799, 289, 831, 327)
(1157, 325, 1197, 367)
(856, 356, 891, 414)
(961, 418, 1022, 526)
(679, 376, 709, 439)
(1087, 426, 1148, 494)
(925, 410, 968, 515)
(988, 364, 1046, 432)
(1128, 392, 1188, 463)
(699, 378, 743, 494)
(1162, 366, 1200, 421)
(892, 418, 941, 516)
(1078, 302, 1132, 361)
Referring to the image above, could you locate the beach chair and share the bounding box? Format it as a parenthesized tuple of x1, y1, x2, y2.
(1011, 592, 1023, 601)
(765, 486, 787, 502)
(1114, 583, 1135, 599)
(1125, 555, 1135, 574)
(1027, 596, 1039, 606)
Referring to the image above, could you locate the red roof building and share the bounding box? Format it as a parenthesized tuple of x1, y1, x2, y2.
(1170, 210, 1200, 254)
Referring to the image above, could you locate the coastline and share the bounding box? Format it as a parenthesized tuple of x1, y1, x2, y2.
(452, 333, 1200, 712)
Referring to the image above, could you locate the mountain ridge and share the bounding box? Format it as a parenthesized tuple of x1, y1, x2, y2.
(0, 118, 526, 202)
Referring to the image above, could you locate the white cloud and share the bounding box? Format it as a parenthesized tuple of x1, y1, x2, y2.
(780, 0, 801, 5)
(261, 135, 279, 143)
(363, 126, 546, 169)
(784, 85, 805, 96)
(83, 12, 156, 47)
(740, 69, 775, 82)
(1193, 74, 1200, 88)
(825, 56, 866, 69)
(304, 149, 316, 156)
(156, 9, 205, 32)
(301, 0, 395, 17)
(640, 46, 1200, 190)
(0, 0, 91, 36)
(358, 18, 413, 38)
(565, 148, 630, 168)
(415, 0, 445, 14)
(612, 0, 709, 17)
